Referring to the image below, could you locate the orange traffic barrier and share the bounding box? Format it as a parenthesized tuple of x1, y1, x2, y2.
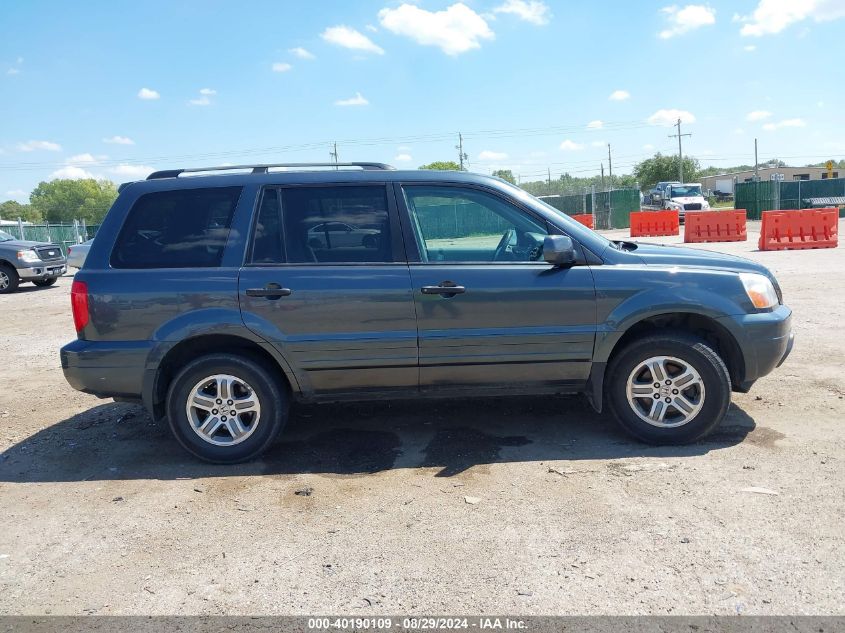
(630, 210, 679, 237)
(758, 208, 838, 251)
(571, 213, 594, 229)
(684, 210, 747, 243)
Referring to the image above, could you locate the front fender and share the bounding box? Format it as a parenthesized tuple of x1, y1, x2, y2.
(590, 267, 750, 364)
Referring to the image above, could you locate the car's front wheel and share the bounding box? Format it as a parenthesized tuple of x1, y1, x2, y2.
(33, 277, 58, 287)
(0, 265, 19, 294)
(606, 332, 731, 444)
(166, 353, 288, 463)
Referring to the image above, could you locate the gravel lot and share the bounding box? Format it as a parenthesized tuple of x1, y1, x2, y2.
(1, 220, 843, 615)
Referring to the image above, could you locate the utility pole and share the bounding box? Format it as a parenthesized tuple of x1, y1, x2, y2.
(456, 133, 468, 170)
(547, 167, 551, 193)
(329, 142, 339, 169)
(600, 162, 605, 191)
(754, 138, 759, 180)
(668, 118, 692, 182)
(607, 144, 613, 190)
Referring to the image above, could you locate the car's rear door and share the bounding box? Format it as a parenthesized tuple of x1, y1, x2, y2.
(238, 183, 418, 398)
(397, 182, 597, 394)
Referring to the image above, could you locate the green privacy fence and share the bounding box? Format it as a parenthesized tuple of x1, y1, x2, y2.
(735, 178, 845, 219)
(416, 202, 512, 240)
(1, 222, 101, 254)
(538, 188, 640, 229)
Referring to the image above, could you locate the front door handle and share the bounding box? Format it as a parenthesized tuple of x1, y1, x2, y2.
(245, 284, 292, 298)
(421, 281, 466, 297)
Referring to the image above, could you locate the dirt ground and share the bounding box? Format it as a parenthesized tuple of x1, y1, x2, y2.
(1, 220, 843, 616)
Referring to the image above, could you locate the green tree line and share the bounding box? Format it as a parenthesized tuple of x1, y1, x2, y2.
(0, 179, 117, 225)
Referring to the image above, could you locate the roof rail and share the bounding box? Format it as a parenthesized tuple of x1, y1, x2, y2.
(146, 162, 395, 180)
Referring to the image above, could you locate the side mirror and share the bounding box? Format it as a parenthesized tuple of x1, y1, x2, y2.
(543, 235, 576, 267)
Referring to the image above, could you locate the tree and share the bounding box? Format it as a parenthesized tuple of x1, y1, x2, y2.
(418, 161, 462, 171)
(30, 179, 118, 224)
(492, 169, 516, 184)
(0, 200, 42, 223)
(633, 153, 700, 189)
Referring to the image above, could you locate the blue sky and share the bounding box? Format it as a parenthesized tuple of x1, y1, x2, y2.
(2, 0, 844, 200)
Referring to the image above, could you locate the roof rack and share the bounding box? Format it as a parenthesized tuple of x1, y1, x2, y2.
(146, 162, 395, 180)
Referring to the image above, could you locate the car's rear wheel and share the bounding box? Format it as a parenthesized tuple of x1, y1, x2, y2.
(166, 353, 288, 463)
(606, 332, 731, 444)
(33, 277, 58, 287)
(0, 265, 19, 294)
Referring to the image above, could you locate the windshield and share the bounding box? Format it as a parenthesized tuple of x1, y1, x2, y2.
(668, 185, 702, 198)
(0, 230, 15, 242)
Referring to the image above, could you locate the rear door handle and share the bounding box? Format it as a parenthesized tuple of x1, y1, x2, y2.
(245, 284, 292, 298)
(421, 282, 466, 297)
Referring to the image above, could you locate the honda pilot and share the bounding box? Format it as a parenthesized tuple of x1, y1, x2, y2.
(60, 163, 793, 463)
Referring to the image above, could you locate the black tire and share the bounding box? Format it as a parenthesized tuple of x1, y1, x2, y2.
(33, 277, 58, 287)
(166, 353, 288, 463)
(606, 332, 731, 445)
(0, 265, 19, 294)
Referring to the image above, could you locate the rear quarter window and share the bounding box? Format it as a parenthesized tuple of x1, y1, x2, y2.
(110, 187, 242, 268)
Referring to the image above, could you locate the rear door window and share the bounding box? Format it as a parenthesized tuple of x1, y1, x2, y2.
(111, 187, 241, 268)
(280, 186, 393, 263)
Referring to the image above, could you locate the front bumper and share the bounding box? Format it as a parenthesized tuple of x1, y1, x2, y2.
(718, 304, 793, 390)
(18, 263, 67, 280)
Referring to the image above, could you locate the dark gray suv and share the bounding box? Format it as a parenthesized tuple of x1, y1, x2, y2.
(61, 163, 793, 463)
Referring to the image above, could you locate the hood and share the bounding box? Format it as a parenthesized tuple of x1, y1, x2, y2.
(668, 196, 705, 203)
(0, 239, 51, 249)
(631, 242, 770, 275)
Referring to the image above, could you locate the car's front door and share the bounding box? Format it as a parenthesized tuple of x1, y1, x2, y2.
(398, 183, 597, 393)
(239, 184, 417, 397)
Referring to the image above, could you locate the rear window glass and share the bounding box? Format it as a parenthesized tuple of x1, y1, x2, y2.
(111, 187, 241, 268)
(280, 186, 392, 263)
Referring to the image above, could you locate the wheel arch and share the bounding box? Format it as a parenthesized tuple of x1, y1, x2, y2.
(145, 333, 299, 421)
(588, 311, 745, 413)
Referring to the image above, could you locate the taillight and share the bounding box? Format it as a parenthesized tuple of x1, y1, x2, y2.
(71, 280, 89, 332)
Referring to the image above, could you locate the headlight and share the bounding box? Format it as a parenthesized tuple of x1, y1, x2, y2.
(740, 273, 778, 309)
(17, 249, 40, 263)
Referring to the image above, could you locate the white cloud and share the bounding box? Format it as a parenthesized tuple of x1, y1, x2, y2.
(5, 189, 27, 199)
(394, 153, 413, 162)
(493, 0, 551, 25)
(188, 88, 216, 106)
(590, 140, 606, 148)
(199, 88, 216, 96)
(744, 44, 757, 51)
(559, 140, 584, 151)
(137, 87, 160, 100)
(586, 119, 603, 130)
(321, 26, 385, 55)
(272, 62, 293, 72)
(334, 92, 369, 106)
(643, 144, 655, 150)
(762, 118, 806, 131)
(647, 108, 696, 126)
(609, 89, 630, 101)
(733, 128, 746, 135)
(478, 150, 508, 161)
(658, 4, 716, 39)
(103, 135, 135, 145)
(289, 47, 315, 59)
(738, 0, 845, 37)
(50, 166, 96, 180)
(109, 164, 155, 179)
(365, 24, 378, 32)
(7, 68, 20, 75)
(746, 109, 772, 121)
(66, 153, 102, 165)
(378, 3, 494, 56)
(17, 140, 62, 152)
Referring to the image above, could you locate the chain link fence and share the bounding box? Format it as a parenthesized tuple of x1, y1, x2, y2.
(0, 220, 101, 255)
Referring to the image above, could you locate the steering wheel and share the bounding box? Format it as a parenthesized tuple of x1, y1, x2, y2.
(493, 228, 516, 262)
